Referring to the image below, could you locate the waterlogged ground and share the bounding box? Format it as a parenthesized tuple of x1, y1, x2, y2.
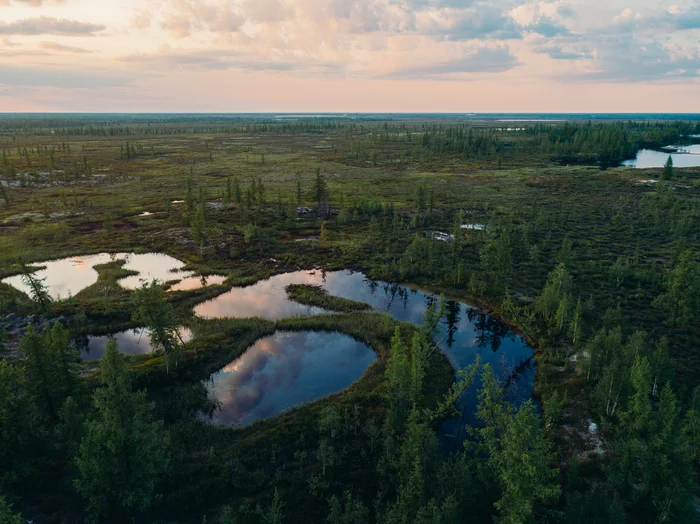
(78, 327, 193, 361)
(1, 252, 223, 299)
(205, 331, 377, 426)
(168, 275, 227, 292)
(198, 270, 535, 432)
(6, 258, 534, 431)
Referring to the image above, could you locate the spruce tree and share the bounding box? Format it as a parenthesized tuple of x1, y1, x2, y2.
(75, 339, 169, 523)
(132, 281, 182, 373)
(661, 155, 674, 180)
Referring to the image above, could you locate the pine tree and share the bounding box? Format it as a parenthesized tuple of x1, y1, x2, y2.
(385, 328, 412, 433)
(622, 355, 652, 439)
(0, 495, 22, 524)
(476, 366, 560, 524)
(20, 324, 75, 423)
(685, 386, 700, 469)
(256, 487, 284, 523)
(319, 221, 329, 243)
(19, 262, 52, 313)
(410, 332, 428, 403)
(327, 492, 369, 524)
(414, 181, 426, 214)
(647, 383, 694, 523)
(568, 297, 585, 346)
(314, 168, 328, 214)
(0, 359, 41, 493)
(653, 250, 700, 329)
(132, 281, 183, 373)
(75, 339, 170, 523)
(661, 155, 674, 180)
(234, 177, 242, 205)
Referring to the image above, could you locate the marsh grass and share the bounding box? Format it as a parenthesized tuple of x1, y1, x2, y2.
(285, 283, 372, 312)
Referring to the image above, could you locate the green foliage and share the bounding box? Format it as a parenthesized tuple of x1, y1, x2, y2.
(327, 492, 369, 524)
(661, 155, 674, 180)
(20, 322, 78, 423)
(653, 250, 700, 329)
(534, 263, 572, 326)
(0, 359, 42, 494)
(285, 284, 371, 312)
(75, 339, 170, 523)
(132, 280, 182, 373)
(544, 390, 566, 431)
(385, 328, 412, 434)
(0, 495, 22, 524)
(19, 262, 52, 312)
(475, 366, 560, 524)
(686, 386, 700, 469)
(256, 487, 284, 524)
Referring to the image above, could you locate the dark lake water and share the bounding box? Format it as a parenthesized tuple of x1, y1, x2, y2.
(205, 331, 377, 426)
(1, 252, 224, 299)
(622, 145, 700, 168)
(197, 270, 535, 437)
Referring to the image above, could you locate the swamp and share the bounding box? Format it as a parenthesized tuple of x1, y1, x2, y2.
(0, 114, 699, 523)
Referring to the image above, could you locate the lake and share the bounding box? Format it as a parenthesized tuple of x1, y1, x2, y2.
(197, 270, 535, 436)
(205, 331, 377, 426)
(1, 252, 222, 299)
(622, 145, 700, 168)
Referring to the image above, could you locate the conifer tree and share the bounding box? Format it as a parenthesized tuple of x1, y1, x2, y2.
(132, 281, 182, 373)
(0, 359, 42, 493)
(19, 262, 52, 313)
(75, 339, 169, 523)
(0, 495, 22, 524)
(661, 155, 674, 180)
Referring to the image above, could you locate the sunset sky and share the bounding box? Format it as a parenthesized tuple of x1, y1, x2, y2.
(0, 0, 699, 112)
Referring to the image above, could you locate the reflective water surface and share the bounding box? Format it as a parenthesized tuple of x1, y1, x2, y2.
(169, 275, 227, 292)
(2, 252, 191, 298)
(116, 253, 190, 289)
(206, 331, 377, 426)
(199, 270, 535, 434)
(622, 145, 700, 168)
(79, 327, 192, 361)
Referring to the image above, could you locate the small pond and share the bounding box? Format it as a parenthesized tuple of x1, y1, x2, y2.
(78, 327, 192, 361)
(2, 252, 192, 299)
(168, 275, 227, 292)
(622, 145, 700, 168)
(197, 270, 534, 438)
(205, 331, 377, 427)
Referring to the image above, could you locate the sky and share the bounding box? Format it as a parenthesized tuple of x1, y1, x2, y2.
(0, 0, 699, 112)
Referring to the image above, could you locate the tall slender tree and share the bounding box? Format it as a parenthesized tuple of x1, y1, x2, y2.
(75, 339, 170, 523)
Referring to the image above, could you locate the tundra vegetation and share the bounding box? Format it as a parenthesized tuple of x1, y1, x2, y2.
(0, 114, 699, 523)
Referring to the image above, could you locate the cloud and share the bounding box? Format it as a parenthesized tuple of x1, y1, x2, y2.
(384, 45, 518, 79)
(39, 41, 92, 53)
(422, 6, 523, 41)
(0, 41, 92, 56)
(4, 0, 66, 5)
(0, 65, 137, 88)
(297, 0, 416, 34)
(527, 16, 570, 37)
(556, 5, 576, 19)
(534, 43, 591, 60)
(576, 39, 700, 82)
(669, 5, 700, 30)
(130, 9, 152, 30)
(243, 0, 294, 23)
(120, 47, 344, 75)
(155, 0, 245, 37)
(0, 17, 105, 36)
